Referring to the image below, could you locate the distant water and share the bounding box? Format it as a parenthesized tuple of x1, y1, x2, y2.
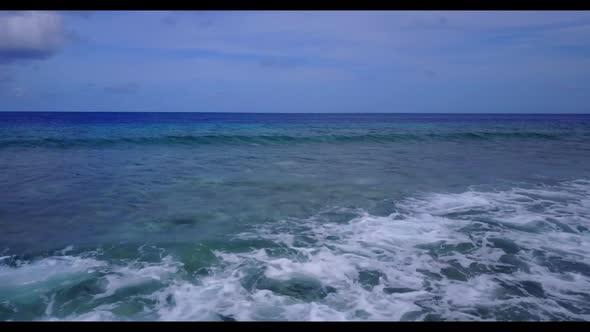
(1, 112, 590, 321)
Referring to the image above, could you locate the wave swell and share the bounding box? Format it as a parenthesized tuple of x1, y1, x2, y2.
(0, 131, 579, 149)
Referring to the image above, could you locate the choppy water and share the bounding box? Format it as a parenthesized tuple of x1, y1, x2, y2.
(1, 112, 590, 321)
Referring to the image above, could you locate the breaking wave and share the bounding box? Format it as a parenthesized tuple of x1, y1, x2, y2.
(0, 131, 581, 149)
(1, 180, 590, 320)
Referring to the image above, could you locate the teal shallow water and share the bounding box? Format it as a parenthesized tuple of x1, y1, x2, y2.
(0, 113, 590, 320)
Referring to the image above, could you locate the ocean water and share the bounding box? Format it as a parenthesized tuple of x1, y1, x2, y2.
(1, 112, 590, 321)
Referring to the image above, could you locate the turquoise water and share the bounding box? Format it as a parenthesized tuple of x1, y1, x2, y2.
(1, 112, 590, 321)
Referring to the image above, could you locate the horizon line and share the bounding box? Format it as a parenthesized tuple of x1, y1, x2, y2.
(1, 111, 590, 115)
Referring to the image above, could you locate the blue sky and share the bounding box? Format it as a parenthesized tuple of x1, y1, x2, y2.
(1, 10, 590, 113)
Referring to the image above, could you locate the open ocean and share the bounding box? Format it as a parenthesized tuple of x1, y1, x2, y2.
(1, 112, 590, 321)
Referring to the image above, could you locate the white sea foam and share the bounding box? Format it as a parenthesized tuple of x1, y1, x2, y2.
(0, 256, 106, 288)
(1, 180, 589, 321)
(93, 255, 180, 300)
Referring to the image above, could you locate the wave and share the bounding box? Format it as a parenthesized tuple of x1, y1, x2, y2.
(1, 180, 590, 320)
(0, 131, 578, 149)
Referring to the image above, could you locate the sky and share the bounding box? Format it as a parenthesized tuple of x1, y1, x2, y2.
(0, 10, 590, 113)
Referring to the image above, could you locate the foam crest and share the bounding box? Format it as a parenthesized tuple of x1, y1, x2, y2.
(2, 180, 589, 320)
(185, 179, 590, 320)
(0, 255, 106, 289)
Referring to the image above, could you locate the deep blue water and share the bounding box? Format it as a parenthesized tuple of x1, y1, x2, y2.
(1, 112, 590, 321)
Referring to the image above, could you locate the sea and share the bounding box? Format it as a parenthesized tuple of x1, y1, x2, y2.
(0, 112, 589, 321)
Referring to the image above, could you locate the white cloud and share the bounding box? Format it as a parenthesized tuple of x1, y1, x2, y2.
(0, 11, 64, 61)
